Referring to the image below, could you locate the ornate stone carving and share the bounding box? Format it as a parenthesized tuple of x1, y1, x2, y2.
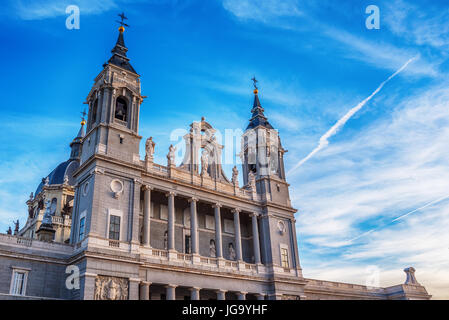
(145, 137, 156, 163)
(228, 242, 236, 261)
(248, 171, 256, 191)
(200, 149, 209, 177)
(210, 239, 216, 258)
(167, 144, 176, 167)
(404, 267, 420, 285)
(42, 200, 53, 225)
(13, 220, 20, 235)
(232, 166, 239, 186)
(94, 276, 129, 300)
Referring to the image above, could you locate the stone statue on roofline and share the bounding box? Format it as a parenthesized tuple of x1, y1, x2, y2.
(232, 166, 239, 186)
(201, 149, 209, 177)
(167, 144, 176, 167)
(145, 137, 156, 162)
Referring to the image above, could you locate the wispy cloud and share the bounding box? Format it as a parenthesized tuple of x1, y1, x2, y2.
(291, 82, 449, 298)
(222, 0, 302, 22)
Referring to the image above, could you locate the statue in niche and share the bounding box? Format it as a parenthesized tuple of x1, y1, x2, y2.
(232, 166, 239, 186)
(210, 239, 216, 258)
(248, 171, 256, 191)
(228, 242, 236, 261)
(145, 137, 156, 162)
(167, 144, 176, 166)
(201, 149, 209, 177)
(164, 231, 168, 250)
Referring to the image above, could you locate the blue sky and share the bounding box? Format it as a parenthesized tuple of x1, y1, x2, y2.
(1, 0, 449, 298)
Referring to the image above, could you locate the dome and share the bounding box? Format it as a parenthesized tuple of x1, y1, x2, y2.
(34, 159, 80, 196)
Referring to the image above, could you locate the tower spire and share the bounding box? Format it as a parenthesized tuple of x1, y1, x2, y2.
(107, 13, 137, 74)
(246, 77, 273, 130)
(70, 110, 86, 160)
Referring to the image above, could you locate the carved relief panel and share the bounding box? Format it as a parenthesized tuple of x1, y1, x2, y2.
(94, 276, 129, 300)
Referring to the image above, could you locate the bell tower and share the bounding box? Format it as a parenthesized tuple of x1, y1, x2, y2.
(70, 21, 145, 253)
(241, 78, 291, 206)
(81, 23, 144, 166)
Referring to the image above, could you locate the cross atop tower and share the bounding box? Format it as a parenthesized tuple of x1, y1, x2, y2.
(251, 76, 258, 90)
(116, 12, 130, 28)
(80, 109, 87, 125)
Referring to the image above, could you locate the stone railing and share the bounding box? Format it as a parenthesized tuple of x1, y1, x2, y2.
(151, 248, 168, 258)
(200, 257, 217, 265)
(305, 278, 385, 293)
(177, 253, 192, 261)
(149, 163, 169, 177)
(0, 233, 73, 254)
(51, 216, 64, 225)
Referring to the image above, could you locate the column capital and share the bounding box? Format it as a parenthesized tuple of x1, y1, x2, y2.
(165, 191, 177, 197)
(212, 203, 222, 208)
(189, 287, 201, 291)
(231, 208, 241, 214)
(142, 185, 153, 191)
(250, 212, 259, 217)
(188, 196, 199, 203)
(141, 281, 152, 286)
(165, 284, 178, 289)
(216, 289, 227, 293)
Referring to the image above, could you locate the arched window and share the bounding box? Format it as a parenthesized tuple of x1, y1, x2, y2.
(115, 97, 128, 122)
(90, 99, 98, 125)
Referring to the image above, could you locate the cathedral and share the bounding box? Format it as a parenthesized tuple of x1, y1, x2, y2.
(0, 24, 431, 300)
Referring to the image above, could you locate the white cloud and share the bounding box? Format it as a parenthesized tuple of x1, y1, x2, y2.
(222, 0, 302, 22)
(13, 0, 118, 20)
(291, 83, 449, 299)
(384, 0, 449, 49)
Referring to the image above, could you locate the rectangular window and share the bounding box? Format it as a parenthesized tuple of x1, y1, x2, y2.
(281, 247, 289, 268)
(10, 270, 27, 296)
(109, 215, 121, 240)
(79, 217, 85, 241)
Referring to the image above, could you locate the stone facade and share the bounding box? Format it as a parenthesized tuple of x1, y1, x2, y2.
(0, 26, 431, 301)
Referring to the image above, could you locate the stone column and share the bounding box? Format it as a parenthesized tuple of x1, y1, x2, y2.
(237, 292, 247, 300)
(140, 282, 150, 300)
(142, 186, 153, 247)
(166, 192, 176, 251)
(189, 197, 199, 254)
(232, 209, 242, 261)
(213, 203, 223, 258)
(216, 290, 226, 300)
(190, 287, 201, 300)
(129, 279, 140, 300)
(251, 213, 261, 265)
(166, 284, 177, 300)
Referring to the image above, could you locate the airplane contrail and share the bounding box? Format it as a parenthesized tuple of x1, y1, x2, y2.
(287, 57, 418, 175)
(347, 193, 449, 244)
